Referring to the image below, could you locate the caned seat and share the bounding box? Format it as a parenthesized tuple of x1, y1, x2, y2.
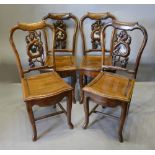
(80, 55, 112, 71)
(22, 72, 72, 101)
(83, 72, 135, 102)
(46, 55, 76, 71)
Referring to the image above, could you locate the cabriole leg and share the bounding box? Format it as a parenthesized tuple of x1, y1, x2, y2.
(118, 104, 128, 142)
(26, 103, 37, 141)
(67, 92, 74, 129)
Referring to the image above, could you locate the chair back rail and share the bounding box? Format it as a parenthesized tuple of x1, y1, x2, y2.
(80, 12, 116, 55)
(9, 21, 56, 78)
(43, 13, 78, 55)
(101, 20, 148, 79)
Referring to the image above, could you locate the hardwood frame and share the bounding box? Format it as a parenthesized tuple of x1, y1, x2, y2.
(9, 21, 74, 141)
(79, 12, 116, 103)
(43, 13, 78, 103)
(82, 20, 148, 142)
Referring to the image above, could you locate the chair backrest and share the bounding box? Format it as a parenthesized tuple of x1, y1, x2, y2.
(43, 13, 78, 56)
(80, 12, 116, 55)
(101, 20, 148, 79)
(10, 20, 55, 79)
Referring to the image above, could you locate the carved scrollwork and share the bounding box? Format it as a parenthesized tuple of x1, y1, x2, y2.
(112, 30, 131, 68)
(91, 20, 104, 49)
(25, 31, 44, 68)
(54, 20, 67, 49)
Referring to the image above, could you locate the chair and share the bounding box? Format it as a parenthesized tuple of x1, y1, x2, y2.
(9, 21, 74, 141)
(79, 12, 116, 103)
(82, 20, 148, 142)
(42, 13, 78, 103)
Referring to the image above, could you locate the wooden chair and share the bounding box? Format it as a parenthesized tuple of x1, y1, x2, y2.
(82, 20, 148, 142)
(79, 12, 116, 103)
(9, 21, 74, 141)
(42, 13, 78, 103)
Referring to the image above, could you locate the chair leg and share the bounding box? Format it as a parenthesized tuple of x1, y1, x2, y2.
(71, 72, 76, 104)
(26, 103, 37, 141)
(118, 104, 128, 143)
(126, 102, 131, 116)
(84, 75, 88, 85)
(79, 72, 84, 104)
(83, 95, 89, 129)
(67, 92, 74, 129)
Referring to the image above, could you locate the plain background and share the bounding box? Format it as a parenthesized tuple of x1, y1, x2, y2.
(0, 4, 155, 82)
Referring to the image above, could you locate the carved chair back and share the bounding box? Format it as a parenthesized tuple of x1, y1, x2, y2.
(43, 13, 78, 56)
(80, 12, 116, 55)
(101, 20, 148, 79)
(10, 21, 55, 79)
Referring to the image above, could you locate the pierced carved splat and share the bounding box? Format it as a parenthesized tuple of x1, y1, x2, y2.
(91, 20, 104, 49)
(54, 20, 67, 49)
(25, 31, 44, 68)
(112, 30, 131, 68)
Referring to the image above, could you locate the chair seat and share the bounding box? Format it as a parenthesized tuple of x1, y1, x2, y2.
(22, 72, 72, 101)
(46, 55, 76, 72)
(80, 55, 112, 71)
(83, 72, 135, 102)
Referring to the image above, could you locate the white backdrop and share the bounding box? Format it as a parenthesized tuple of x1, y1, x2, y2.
(0, 4, 155, 82)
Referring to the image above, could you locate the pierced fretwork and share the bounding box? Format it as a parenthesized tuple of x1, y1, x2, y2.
(54, 20, 67, 49)
(91, 20, 104, 49)
(112, 30, 131, 68)
(25, 31, 44, 68)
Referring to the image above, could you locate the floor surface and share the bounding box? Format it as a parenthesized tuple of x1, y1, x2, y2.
(0, 82, 155, 149)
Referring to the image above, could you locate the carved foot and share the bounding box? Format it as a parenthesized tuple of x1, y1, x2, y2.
(68, 122, 74, 129)
(118, 104, 127, 143)
(32, 134, 37, 142)
(119, 133, 124, 143)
